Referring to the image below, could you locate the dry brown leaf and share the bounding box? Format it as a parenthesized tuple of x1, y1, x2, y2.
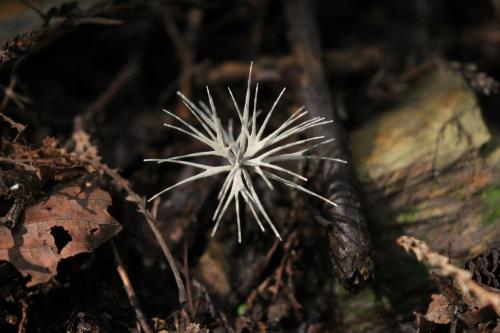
(0, 137, 85, 229)
(424, 294, 454, 325)
(0, 182, 122, 286)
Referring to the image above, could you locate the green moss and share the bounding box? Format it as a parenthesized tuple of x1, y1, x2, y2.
(356, 167, 372, 183)
(453, 184, 469, 201)
(395, 206, 419, 224)
(481, 185, 500, 225)
(237, 303, 247, 316)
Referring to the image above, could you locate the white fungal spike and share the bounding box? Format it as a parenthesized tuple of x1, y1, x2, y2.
(145, 62, 346, 243)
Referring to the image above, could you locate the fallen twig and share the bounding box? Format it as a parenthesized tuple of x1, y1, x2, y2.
(111, 240, 154, 333)
(163, 7, 204, 119)
(248, 0, 268, 56)
(18, 0, 48, 24)
(398, 236, 500, 315)
(0, 195, 25, 229)
(0, 77, 31, 111)
(0, 76, 29, 141)
(72, 122, 186, 305)
(82, 59, 139, 127)
(0, 157, 37, 173)
(196, 46, 383, 85)
(17, 299, 28, 333)
(284, 0, 374, 290)
(183, 240, 194, 317)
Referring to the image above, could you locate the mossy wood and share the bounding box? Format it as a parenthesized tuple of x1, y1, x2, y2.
(336, 66, 500, 332)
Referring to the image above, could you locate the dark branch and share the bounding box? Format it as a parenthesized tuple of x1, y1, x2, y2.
(284, 0, 374, 291)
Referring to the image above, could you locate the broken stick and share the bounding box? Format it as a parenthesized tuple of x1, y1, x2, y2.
(284, 0, 374, 290)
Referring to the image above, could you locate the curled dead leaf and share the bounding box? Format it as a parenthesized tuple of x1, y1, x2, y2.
(0, 182, 122, 286)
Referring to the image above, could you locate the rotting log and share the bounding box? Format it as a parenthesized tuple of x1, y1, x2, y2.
(335, 65, 500, 332)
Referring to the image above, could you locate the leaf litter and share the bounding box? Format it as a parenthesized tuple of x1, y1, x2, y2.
(0, 182, 121, 286)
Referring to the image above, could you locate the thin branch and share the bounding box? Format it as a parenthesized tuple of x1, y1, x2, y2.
(398, 236, 500, 315)
(72, 124, 186, 305)
(198, 46, 383, 84)
(163, 8, 204, 119)
(18, 0, 48, 24)
(102, 162, 187, 305)
(0, 76, 29, 141)
(17, 299, 28, 333)
(82, 59, 139, 127)
(183, 241, 194, 317)
(111, 241, 154, 333)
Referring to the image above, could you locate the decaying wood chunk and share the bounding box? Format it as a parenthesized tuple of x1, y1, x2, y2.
(351, 67, 499, 256)
(335, 66, 500, 332)
(466, 248, 500, 289)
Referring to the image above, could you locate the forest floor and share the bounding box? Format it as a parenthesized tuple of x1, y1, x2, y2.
(0, 1, 499, 332)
